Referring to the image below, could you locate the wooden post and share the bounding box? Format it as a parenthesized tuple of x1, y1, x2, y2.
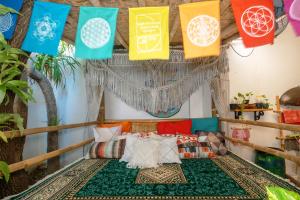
(276, 96, 285, 150)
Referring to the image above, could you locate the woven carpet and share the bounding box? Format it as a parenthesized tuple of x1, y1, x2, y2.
(10, 153, 300, 200)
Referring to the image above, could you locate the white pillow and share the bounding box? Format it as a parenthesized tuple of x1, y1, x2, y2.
(157, 136, 181, 164)
(119, 134, 139, 162)
(93, 126, 121, 142)
(127, 137, 160, 169)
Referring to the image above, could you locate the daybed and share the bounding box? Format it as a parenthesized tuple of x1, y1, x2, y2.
(8, 119, 300, 200)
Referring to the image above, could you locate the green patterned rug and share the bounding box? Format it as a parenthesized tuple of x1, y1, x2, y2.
(10, 153, 300, 200)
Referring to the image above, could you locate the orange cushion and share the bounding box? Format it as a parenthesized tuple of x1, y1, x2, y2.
(100, 121, 132, 132)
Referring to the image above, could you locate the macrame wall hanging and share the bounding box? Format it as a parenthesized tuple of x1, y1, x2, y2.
(85, 47, 229, 113)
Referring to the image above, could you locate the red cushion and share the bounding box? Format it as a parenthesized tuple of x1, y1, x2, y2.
(157, 120, 192, 135)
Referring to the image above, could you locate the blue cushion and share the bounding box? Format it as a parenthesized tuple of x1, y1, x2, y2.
(192, 117, 219, 133)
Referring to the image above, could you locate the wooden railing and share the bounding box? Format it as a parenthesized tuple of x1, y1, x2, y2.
(2, 121, 99, 174)
(220, 118, 300, 166)
(220, 118, 300, 132)
(3, 118, 300, 175)
(4, 121, 98, 139)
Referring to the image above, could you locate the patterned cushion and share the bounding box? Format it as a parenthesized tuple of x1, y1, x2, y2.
(178, 135, 215, 159)
(196, 131, 227, 155)
(89, 139, 126, 159)
(176, 134, 198, 145)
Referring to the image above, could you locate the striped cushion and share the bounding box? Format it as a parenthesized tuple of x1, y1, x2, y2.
(89, 139, 126, 159)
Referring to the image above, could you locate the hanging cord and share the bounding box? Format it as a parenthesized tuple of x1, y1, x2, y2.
(229, 39, 254, 58)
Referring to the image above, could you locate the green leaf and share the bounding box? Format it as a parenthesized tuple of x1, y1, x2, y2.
(0, 131, 7, 143)
(0, 85, 6, 104)
(0, 4, 18, 15)
(0, 161, 10, 183)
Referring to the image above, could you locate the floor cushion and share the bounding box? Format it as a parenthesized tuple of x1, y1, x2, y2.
(157, 120, 192, 135)
(126, 137, 160, 169)
(192, 117, 219, 133)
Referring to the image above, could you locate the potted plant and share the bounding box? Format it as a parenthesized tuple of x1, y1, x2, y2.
(230, 99, 240, 110)
(255, 95, 265, 109)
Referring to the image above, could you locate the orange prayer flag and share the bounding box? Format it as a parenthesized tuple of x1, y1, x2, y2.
(179, 1, 220, 59)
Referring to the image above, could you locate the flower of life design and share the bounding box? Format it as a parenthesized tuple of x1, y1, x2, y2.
(187, 15, 219, 47)
(241, 6, 274, 38)
(80, 18, 111, 49)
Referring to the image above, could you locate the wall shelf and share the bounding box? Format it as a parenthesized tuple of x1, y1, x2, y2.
(231, 108, 273, 121)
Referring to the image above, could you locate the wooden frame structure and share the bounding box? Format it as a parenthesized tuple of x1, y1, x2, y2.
(1, 117, 300, 186)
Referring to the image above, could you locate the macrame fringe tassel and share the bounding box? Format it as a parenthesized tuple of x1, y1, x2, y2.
(85, 49, 229, 113)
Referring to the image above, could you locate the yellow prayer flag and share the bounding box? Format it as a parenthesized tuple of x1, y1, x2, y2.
(179, 1, 220, 59)
(129, 7, 169, 60)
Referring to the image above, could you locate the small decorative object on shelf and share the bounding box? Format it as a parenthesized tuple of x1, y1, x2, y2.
(230, 93, 272, 120)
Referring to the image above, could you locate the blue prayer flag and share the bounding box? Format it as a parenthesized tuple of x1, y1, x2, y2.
(0, 0, 23, 40)
(21, 1, 71, 56)
(75, 7, 119, 59)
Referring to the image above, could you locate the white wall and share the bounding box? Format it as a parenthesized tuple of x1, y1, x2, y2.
(24, 67, 88, 167)
(227, 25, 300, 180)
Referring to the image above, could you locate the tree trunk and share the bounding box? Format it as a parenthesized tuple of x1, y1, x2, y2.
(0, 1, 34, 198)
(25, 67, 59, 174)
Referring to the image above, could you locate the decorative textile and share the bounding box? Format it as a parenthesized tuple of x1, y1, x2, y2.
(21, 1, 70, 56)
(129, 6, 169, 60)
(285, 0, 300, 36)
(282, 110, 300, 124)
(100, 121, 132, 132)
(197, 131, 227, 155)
(179, 1, 220, 59)
(157, 120, 192, 135)
(152, 135, 181, 164)
(89, 139, 126, 159)
(93, 126, 121, 142)
(85, 49, 228, 113)
(135, 164, 186, 184)
(209, 73, 230, 118)
(0, 0, 23, 40)
(176, 134, 198, 145)
(75, 7, 118, 59)
(178, 139, 215, 159)
(266, 186, 300, 200)
(192, 117, 219, 133)
(11, 153, 300, 200)
(290, 0, 300, 21)
(231, 127, 251, 144)
(126, 137, 160, 169)
(231, 0, 275, 47)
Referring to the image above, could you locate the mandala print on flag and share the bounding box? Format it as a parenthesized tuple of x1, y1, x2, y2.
(187, 15, 219, 47)
(241, 6, 274, 38)
(33, 14, 58, 42)
(80, 18, 111, 49)
(0, 13, 13, 33)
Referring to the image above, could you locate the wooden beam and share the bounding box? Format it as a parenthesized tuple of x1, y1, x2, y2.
(224, 136, 300, 166)
(220, 118, 300, 132)
(104, 118, 189, 124)
(276, 95, 285, 149)
(8, 138, 94, 173)
(4, 121, 99, 139)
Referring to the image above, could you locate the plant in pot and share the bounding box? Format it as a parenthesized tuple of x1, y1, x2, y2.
(263, 98, 272, 109)
(255, 95, 265, 109)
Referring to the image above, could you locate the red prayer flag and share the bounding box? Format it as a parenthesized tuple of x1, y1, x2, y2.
(231, 0, 275, 47)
